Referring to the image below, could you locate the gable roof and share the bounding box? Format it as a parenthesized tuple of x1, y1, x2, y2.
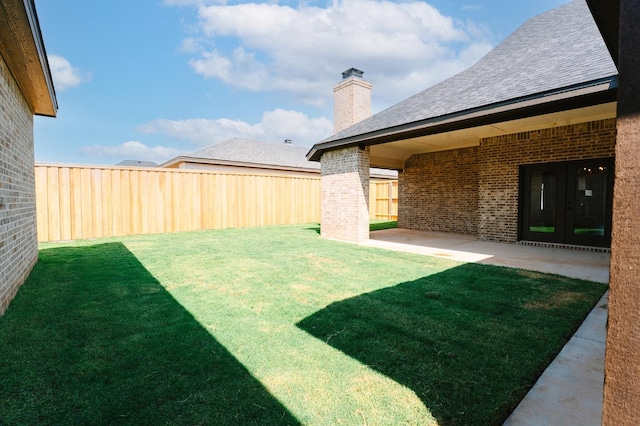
(162, 138, 398, 178)
(196, 138, 318, 170)
(308, 0, 617, 161)
(163, 138, 319, 171)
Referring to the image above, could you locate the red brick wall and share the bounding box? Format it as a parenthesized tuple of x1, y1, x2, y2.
(478, 119, 616, 242)
(399, 147, 478, 235)
(0, 55, 38, 316)
(398, 119, 616, 242)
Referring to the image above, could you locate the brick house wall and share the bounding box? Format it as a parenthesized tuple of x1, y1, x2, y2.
(321, 146, 370, 242)
(478, 119, 616, 242)
(399, 146, 478, 234)
(0, 55, 38, 315)
(398, 119, 616, 242)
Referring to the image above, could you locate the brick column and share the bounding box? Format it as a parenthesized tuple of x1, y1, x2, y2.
(603, 0, 640, 423)
(320, 146, 370, 243)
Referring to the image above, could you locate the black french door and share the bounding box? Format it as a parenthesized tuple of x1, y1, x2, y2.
(520, 158, 614, 247)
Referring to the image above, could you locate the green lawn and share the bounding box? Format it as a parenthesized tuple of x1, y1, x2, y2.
(0, 224, 606, 425)
(369, 219, 398, 231)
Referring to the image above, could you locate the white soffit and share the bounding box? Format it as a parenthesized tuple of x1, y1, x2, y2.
(368, 102, 617, 169)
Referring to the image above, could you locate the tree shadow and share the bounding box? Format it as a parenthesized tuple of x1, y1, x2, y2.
(297, 263, 605, 425)
(0, 243, 298, 425)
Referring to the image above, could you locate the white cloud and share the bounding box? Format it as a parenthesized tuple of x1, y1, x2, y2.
(137, 109, 333, 147)
(137, 117, 263, 145)
(47, 54, 91, 91)
(180, 37, 203, 53)
(79, 141, 185, 163)
(172, 0, 493, 106)
(262, 109, 333, 145)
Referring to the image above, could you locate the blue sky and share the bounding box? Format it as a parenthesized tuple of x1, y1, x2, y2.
(33, 0, 570, 165)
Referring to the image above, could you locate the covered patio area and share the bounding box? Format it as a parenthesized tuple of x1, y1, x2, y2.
(364, 228, 610, 283)
(309, 1, 618, 250)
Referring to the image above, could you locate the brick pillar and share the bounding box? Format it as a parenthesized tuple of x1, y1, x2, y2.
(603, 0, 640, 423)
(320, 146, 370, 243)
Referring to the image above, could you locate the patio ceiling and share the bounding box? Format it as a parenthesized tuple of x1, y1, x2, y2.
(369, 101, 617, 170)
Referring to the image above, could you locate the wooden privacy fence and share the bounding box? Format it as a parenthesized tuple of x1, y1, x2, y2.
(35, 164, 321, 243)
(369, 180, 398, 221)
(35, 164, 398, 242)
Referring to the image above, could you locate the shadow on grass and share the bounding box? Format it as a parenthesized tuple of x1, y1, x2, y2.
(0, 243, 298, 425)
(305, 224, 321, 235)
(297, 263, 605, 426)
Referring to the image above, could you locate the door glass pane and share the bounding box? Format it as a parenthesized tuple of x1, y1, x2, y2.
(529, 169, 557, 233)
(573, 164, 607, 236)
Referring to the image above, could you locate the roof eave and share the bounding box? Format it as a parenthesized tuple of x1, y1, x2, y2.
(158, 156, 187, 168)
(307, 77, 618, 162)
(0, 0, 57, 117)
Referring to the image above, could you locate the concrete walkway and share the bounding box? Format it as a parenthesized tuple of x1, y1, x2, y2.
(504, 291, 608, 426)
(362, 229, 610, 425)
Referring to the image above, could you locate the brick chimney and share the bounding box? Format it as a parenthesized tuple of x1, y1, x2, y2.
(333, 68, 372, 134)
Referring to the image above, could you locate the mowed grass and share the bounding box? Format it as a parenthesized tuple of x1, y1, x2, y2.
(369, 219, 398, 231)
(0, 224, 606, 425)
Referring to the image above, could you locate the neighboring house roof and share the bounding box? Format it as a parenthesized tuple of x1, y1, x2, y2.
(161, 138, 398, 178)
(308, 0, 617, 161)
(177, 138, 320, 171)
(116, 160, 159, 167)
(0, 0, 57, 116)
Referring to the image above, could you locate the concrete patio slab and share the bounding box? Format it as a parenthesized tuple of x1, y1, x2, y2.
(365, 229, 610, 283)
(363, 229, 609, 426)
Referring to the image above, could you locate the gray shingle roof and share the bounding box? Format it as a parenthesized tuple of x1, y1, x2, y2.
(185, 138, 321, 170)
(169, 138, 398, 177)
(321, 0, 617, 144)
